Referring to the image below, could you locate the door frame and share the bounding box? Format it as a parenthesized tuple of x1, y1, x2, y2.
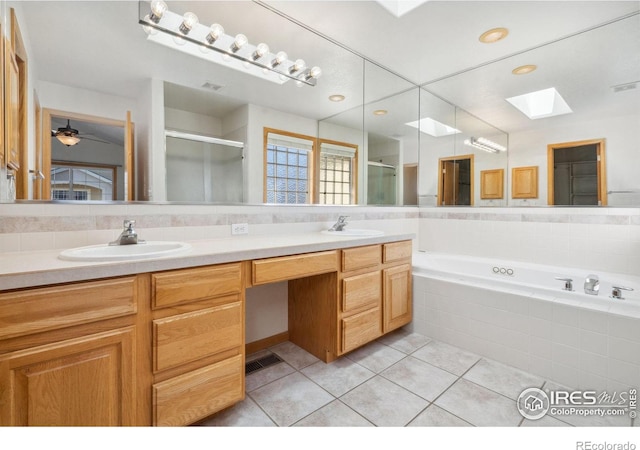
(437, 154, 474, 206)
(547, 138, 607, 206)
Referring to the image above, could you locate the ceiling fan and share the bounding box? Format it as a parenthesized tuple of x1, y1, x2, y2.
(51, 119, 111, 147)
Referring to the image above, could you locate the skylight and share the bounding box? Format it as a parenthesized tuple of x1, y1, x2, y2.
(406, 117, 460, 137)
(375, 0, 429, 18)
(506, 87, 572, 120)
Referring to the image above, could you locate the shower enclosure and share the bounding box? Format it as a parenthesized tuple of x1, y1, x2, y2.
(165, 130, 244, 203)
(367, 161, 397, 205)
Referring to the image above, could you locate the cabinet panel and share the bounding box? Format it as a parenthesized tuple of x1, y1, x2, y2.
(341, 307, 381, 354)
(153, 354, 243, 426)
(152, 263, 242, 309)
(0, 327, 135, 426)
(0, 277, 137, 340)
(153, 299, 243, 372)
(342, 271, 381, 313)
(252, 251, 338, 285)
(383, 240, 412, 264)
(341, 245, 380, 272)
(383, 264, 412, 333)
(512, 166, 538, 199)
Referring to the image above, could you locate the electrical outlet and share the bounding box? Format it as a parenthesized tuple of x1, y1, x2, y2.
(231, 223, 249, 235)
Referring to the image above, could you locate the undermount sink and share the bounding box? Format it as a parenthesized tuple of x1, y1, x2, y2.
(321, 229, 384, 237)
(58, 241, 192, 262)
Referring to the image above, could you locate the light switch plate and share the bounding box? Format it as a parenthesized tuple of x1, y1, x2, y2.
(231, 223, 249, 235)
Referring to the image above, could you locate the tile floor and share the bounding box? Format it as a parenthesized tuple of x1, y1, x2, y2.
(198, 329, 637, 427)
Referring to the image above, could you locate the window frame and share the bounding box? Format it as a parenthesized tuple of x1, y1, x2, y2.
(318, 138, 358, 205)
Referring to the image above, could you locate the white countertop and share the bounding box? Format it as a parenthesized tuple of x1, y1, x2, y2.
(0, 232, 415, 290)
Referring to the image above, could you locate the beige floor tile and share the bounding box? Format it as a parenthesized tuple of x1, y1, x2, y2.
(408, 405, 472, 427)
(197, 397, 276, 427)
(270, 341, 320, 370)
(434, 379, 522, 426)
(345, 341, 406, 373)
(245, 361, 296, 392)
(249, 372, 334, 426)
(381, 356, 458, 401)
(376, 328, 431, 354)
(340, 376, 429, 426)
(463, 358, 545, 400)
(294, 400, 374, 427)
(301, 357, 375, 397)
(411, 340, 480, 376)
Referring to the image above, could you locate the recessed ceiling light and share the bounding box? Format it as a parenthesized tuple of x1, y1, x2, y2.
(479, 27, 509, 44)
(506, 87, 572, 120)
(512, 64, 537, 75)
(373, 109, 388, 116)
(329, 94, 345, 102)
(405, 117, 460, 137)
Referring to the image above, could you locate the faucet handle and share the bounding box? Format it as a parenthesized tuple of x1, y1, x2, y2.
(555, 277, 574, 291)
(123, 219, 135, 229)
(611, 285, 634, 300)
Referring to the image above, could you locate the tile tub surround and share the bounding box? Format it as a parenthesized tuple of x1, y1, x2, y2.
(198, 329, 635, 427)
(411, 274, 640, 394)
(0, 203, 419, 253)
(419, 207, 640, 277)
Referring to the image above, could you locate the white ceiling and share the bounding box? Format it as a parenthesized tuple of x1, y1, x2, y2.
(15, 1, 640, 135)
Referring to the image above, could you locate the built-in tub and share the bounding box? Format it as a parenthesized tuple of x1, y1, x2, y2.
(410, 252, 640, 392)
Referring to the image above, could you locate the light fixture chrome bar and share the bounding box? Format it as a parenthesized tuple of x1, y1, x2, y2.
(138, 1, 320, 86)
(464, 137, 507, 153)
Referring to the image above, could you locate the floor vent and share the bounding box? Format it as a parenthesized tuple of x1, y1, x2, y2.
(245, 353, 283, 375)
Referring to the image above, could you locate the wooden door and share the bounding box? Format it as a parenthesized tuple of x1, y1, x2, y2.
(442, 161, 459, 205)
(0, 327, 136, 426)
(125, 110, 134, 200)
(383, 264, 412, 333)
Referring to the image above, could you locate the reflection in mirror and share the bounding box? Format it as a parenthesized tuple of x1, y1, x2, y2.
(43, 110, 130, 201)
(165, 131, 244, 203)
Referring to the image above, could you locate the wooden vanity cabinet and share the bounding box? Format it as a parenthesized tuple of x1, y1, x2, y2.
(288, 240, 413, 362)
(150, 262, 245, 426)
(0, 276, 143, 426)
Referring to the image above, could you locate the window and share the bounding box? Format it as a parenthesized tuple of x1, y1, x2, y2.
(50, 163, 116, 201)
(319, 141, 357, 205)
(264, 129, 315, 204)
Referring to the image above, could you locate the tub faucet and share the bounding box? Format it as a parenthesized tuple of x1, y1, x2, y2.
(329, 216, 349, 231)
(610, 285, 634, 300)
(110, 220, 145, 246)
(584, 274, 600, 295)
(555, 277, 574, 291)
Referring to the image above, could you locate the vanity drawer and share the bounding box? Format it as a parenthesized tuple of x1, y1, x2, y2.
(341, 307, 381, 354)
(342, 271, 381, 313)
(153, 354, 244, 426)
(252, 250, 338, 285)
(0, 277, 138, 340)
(383, 240, 412, 263)
(152, 263, 242, 309)
(341, 245, 381, 272)
(153, 298, 243, 372)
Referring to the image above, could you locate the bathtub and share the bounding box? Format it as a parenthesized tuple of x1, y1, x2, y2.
(410, 252, 640, 392)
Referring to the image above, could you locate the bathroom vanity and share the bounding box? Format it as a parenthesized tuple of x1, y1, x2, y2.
(0, 234, 413, 426)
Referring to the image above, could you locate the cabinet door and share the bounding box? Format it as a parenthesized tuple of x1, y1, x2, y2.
(0, 327, 136, 426)
(383, 264, 412, 333)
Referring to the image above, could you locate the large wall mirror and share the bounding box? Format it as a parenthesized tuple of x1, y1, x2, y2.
(2, 1, 638, 207)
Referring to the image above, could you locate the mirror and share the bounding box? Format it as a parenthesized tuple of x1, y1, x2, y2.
(3, 1, 638, 207)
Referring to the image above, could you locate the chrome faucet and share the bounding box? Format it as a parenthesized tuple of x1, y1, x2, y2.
(555, 277, 574, 291)
(584, 274, 600, 295)
(611, 285, 634, 300)
(328, 216, 349, 231)
(110, 220, 145, 246)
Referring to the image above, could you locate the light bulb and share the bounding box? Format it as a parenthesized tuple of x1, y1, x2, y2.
(149, 0, 167, 23)
(230, 34, 248, 53)
(289, 59, 305, 74)
(252, 43, 269, 60)
(142, 16, 158, 35)
(309, 66, 322, 79)
(179, 12, 198, 34)
(206, 23, 225, 44)
(271, 51, 287, 67)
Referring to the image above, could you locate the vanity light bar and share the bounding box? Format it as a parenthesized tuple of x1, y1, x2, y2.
(464, 137, 507, 153)
(138, 1, 321, 86)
